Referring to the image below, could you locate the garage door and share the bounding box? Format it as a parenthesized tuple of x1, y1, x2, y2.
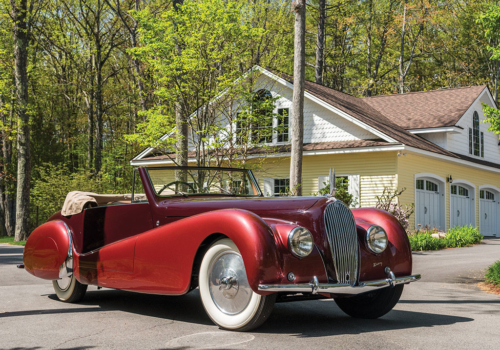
(480, 190, 498, 237)
(415, 179, 441, 229)
(450, 185, 474, 228)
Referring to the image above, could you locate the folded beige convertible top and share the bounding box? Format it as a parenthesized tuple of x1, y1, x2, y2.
(61, 191, 147, 217)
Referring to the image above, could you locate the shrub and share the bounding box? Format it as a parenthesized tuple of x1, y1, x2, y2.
(375, 188, 414, 231)
(408, 225, 483, 251)
(408, 233, 447, 251)
(445, 225, 483, 247)
(316, 178, 355, 207)
(485, 261, 500, 287)
(31, 164, 107, 224)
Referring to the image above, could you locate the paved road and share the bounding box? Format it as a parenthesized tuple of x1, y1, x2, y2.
(1, 239, 499, 350)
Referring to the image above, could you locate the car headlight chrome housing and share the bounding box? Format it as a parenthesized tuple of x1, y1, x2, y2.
(288, 227, 314, 258)
(366, 225, 388, 254)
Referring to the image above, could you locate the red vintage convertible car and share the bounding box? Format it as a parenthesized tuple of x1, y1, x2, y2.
(23, 166, 420, 331)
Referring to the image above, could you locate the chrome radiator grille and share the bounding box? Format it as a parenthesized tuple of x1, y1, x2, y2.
(324, 201, 360, 286)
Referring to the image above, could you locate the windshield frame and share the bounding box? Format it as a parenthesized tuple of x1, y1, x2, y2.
(143, 166, 263, 198)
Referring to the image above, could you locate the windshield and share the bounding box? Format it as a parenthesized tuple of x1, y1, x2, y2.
(146, 167, 262, 197)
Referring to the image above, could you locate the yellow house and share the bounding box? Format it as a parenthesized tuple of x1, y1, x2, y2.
(131, 67, 500, 237)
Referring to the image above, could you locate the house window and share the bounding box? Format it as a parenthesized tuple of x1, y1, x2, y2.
(469, 128, 472, 154)
(235, 112, 249, 145)
(417, 179, 437, 192)
(277, 108, 289, 143)
(416, 179, 424, 190)
(481, 132, 484, 158)
(252, 89, 273, 144)
(452, 185, 469, 197)
(481, 190, 495, 200)
(274, 178, 290, 196)
(473, 111, 482, 157)
(470, 112, 484, 158)
(459, 186, 469, 196)
(426, 181, 438, 192)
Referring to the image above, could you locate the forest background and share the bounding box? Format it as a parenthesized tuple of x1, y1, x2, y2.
(1, 0, 499, 240)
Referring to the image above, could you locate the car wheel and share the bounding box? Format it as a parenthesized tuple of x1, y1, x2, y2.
(334, 284, 404, 319)
(52, 274, 87, 303)
(199, 238, 276, 331)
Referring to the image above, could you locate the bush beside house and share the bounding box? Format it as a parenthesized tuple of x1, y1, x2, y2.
(409, 226, 483, 251)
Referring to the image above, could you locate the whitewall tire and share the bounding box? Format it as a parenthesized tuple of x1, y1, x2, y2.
(52, 274, 87, 303)
(199, 238, 276, 331)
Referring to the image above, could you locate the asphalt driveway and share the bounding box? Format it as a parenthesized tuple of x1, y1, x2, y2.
(0, 239, 499, 350)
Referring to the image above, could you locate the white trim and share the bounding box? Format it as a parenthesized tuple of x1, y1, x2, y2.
(449, 179, 477, 228)
(130, 145, 405, 166)
(414, 173, 446, 184)
(449, 178, 476, 190)
(454, 87, 495, 126)
(408, 127, 462, 134)
(479, 184, 500, 193)
(403, 146, 500, 174)
(414, 173, 447, 231)
(256, 67, 397, 143)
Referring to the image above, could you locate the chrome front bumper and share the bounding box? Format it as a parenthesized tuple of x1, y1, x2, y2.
(258, 268, 421, 295)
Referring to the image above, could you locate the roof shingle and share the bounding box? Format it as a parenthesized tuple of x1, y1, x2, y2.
(363, 85, 486, 129)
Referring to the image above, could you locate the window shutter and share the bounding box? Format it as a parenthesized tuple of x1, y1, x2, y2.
(263, 178, 274, 197)
(348, 175, 360, 208)
(318, 175, 329, 191)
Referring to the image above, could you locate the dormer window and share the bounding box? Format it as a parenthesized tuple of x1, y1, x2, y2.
(469, 111, 484, 158)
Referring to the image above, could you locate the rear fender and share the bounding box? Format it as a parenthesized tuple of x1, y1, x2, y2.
(23, 220, 72, 280)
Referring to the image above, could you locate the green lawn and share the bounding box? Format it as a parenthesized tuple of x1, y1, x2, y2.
(0, 236, 26, 246)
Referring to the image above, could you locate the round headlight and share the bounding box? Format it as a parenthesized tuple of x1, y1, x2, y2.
(366, 225, 388, 254)
(288, 227, 314, 258)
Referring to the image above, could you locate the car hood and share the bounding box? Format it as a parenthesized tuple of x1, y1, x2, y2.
(157, 196, 321, 218)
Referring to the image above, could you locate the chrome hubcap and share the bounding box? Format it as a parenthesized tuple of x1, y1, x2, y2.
(209, 251, 252, 315)
(56, 275, 72, 291)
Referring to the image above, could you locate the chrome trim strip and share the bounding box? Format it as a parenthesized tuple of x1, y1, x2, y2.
(58, 222, 74, 279)
(258, 273, 421, 295)
(324, 201, 359, 285)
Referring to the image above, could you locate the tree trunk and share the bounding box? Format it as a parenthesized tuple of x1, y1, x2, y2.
(290, 0, 306, 196)
(173, 0, 188, 170)
(87, 54, 95, 171)
(11, 0, 31, 241)
(315, 0, 325, 85)
(366, 0, 373, 96)
(94, 14, 103, 175)
(398, 1, 407, 94)
(495, 58, 499, 105)
(0, 94, 15, 237)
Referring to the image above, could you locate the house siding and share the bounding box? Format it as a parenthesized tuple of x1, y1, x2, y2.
(253, 151, 398, 206)
(397, 151, 500, 230)
(447, 92, 500, 164)
(256, 75, 379, 144)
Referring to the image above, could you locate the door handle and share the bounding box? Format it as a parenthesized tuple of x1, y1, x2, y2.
(457, 210, 460, 217)
(424, 206, 427, 214)
(485, 213, 488, 220)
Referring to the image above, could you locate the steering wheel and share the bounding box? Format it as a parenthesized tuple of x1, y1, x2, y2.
(158, 181, 196, 195)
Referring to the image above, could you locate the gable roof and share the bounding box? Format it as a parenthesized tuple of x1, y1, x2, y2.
(363, 85, 487, 129)
(266, 68, 458, 158)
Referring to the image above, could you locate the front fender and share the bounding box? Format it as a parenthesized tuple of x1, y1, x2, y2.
(352, 208, 412, 280)
(131, 209, 282, 295)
